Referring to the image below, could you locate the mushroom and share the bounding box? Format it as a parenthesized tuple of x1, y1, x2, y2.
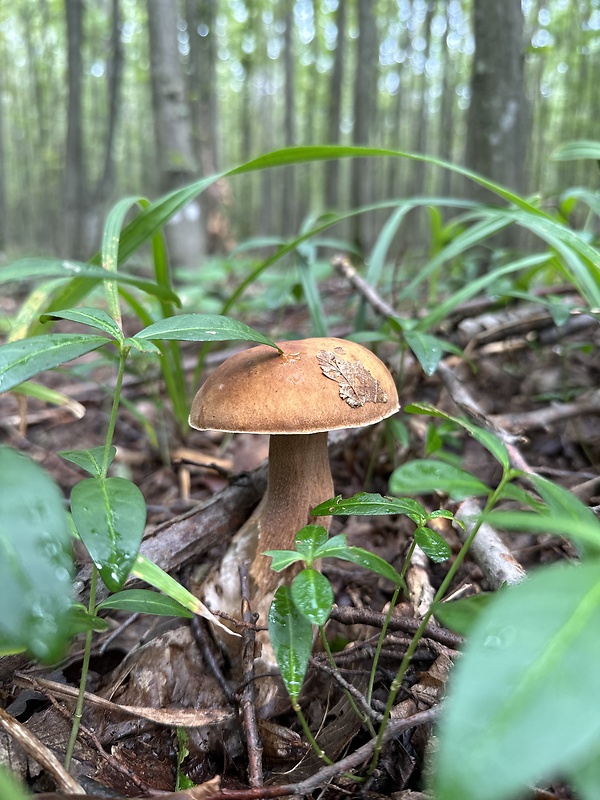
(189, 337, 399, 632)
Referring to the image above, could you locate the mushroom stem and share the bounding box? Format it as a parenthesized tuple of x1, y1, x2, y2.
(249, 431, 334, 599)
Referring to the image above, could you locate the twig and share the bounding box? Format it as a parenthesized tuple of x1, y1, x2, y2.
(190, 617, 237, 705)
(328, 605, 462, 649)
(308, 656, 383, 724)
(238, 562, 264, 789)
(212, 706, 439, 798)
(0, 707, 86, 795)
(490, 389, 600, 432)
(333, 256, 398, 319)
(453, 498, 526, 589)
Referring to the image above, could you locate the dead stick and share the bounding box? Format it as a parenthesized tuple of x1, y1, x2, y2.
(239, 562, 264, 789)
(0, 707, 86, 795)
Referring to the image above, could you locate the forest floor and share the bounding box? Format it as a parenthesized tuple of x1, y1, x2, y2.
(0, 268, 599, 799)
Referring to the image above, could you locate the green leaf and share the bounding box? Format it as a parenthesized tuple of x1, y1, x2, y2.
(433, 593, 494, 637)
(527, 474, 599, 531)
(389, 459, 490, 500)
(291, 569, 334, 626)
(569, 749, 600, 800)
(40, 307, 123, 340)
(433, 561, 600, 800)
(403, 330, 445, 376)
(0, 446, 74, 663)
(294, 525, 329, 564)
(311, 492, 427, 523)
(58, 446, 116, 477)
(125, 336, 161, 354)
(0, 334, 109, 394)
(0, 257, 181, 304)
(263, 549, 305, 572)
(68, 604, 111, 634)
(0, 765, 30, 800)
(313, 533, 349, 557)
(131, 554, 236, 634)
(404, 403, 510, 471)
(134, 313, 281, 351)
(552, 140, 600, 161)
(321, 546, 403, 585)
(414, 526, 451, 563)
(487, 511, 600, 555)
(70, 477, 146, 592)
(268, 585, 314, 702)
(97, 589, 193, 618)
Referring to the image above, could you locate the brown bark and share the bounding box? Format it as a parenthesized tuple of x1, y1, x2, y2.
(465, 0, 529, 197)
(63, 0, 86, 258)
(147, 0, 205, 265)
(324, 0, 346, 210)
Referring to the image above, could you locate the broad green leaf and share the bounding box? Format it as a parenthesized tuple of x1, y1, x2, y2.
(294, 525, 329, 564)
(313, 533, 349, 557)
(312, 492, 427, 523)
(59, 446, 116, 477)
(40, 307, 123, 340)
(414, 526, 451, 563)
(131, 554, 239, 637)
(0, 447, 74, 663)
(569, 750, 600, 800)
(321, 546, 403, 585)
(405, 403, 510, 471)
(433, 561, 600, 800)
(291, 569, 334, 626)
(97, 589, 193, 618)
(0, 334, 108, 394)
(403, 330, 445, 376)
(389, 460, 490, 500)
(125, 336, 161, 354)
(0, 766, 30, 800)
(487, 511, 600, 555)
(70, 477, 146, 592)
(263, 549, 305, 572)
(527, 474, 599, 531)
(68, 605, 111, 634)
(268, 585, 314, 702)
(432, 593, 494, 637)
(134, 313, 281, 351)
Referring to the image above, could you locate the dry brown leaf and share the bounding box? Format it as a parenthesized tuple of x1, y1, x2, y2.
(15, 674, 233, 728)
(317, 350, 388, 409)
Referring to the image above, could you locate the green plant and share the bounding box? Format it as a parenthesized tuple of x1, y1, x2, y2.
(262, 400, 600, 796)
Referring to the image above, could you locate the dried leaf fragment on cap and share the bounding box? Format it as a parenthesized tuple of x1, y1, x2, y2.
(317, 350, 388, 409)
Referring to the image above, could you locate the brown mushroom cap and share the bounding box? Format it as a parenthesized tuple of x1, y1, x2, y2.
(189, 337, 399, 435)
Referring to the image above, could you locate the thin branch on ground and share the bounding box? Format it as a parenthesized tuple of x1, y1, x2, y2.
(238, 561, 264, 789)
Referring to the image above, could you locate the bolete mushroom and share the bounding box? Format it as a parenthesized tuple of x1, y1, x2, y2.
(189, 337, 399, 630)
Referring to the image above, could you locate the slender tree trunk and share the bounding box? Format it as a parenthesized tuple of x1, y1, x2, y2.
(465, 0, 528, 197)
(281, 0, 296, 236)
(324, 0, 346, 210)
(63, 0, 86, 258)
(411, 0, 434, 197)
(93, 0, 122, 207)
(437, 0, 455, 198)
(350, 0, 378, 250)
(147, 0, 204, 265)
(0, 64, 5, 251)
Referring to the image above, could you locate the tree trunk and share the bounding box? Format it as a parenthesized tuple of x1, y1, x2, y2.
(281, 0, 296, 236)
(63, 0, 87, 258)
(350, 0, 378, 251)
(93, 0, 123, 207)
(0, 64, 5, 251)
(147, 0, 204, 266)
(324, 0, 346, 210)
(465, 0, 529, 198)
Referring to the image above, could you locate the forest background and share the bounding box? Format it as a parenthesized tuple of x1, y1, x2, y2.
(1, 0, 598, 271)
